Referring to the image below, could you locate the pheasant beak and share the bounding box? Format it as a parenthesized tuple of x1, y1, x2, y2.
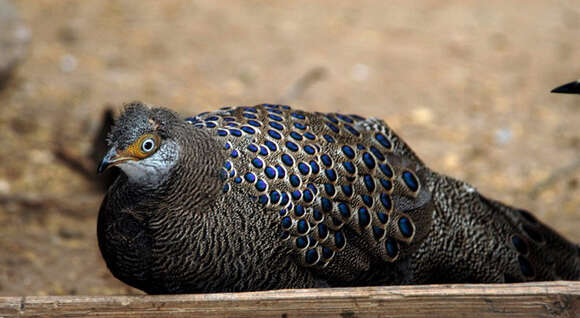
(97, 147, 135, 174)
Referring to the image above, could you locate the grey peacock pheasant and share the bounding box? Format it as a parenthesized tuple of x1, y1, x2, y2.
(97, 102, 579, 294)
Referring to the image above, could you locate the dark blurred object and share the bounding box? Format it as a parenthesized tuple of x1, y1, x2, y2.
(91, 108, 120, 190)
(54, 107, 119, 192)
(551, 80, 580, 94)
(0, 0, 30, 89)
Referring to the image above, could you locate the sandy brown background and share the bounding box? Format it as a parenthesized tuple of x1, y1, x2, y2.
(0, 1, 578, 296)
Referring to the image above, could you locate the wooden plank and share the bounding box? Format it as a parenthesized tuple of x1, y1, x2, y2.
(0, 281, 578, 318)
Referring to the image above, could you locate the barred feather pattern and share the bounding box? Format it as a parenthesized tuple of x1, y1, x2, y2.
(186, 104, 433, 269)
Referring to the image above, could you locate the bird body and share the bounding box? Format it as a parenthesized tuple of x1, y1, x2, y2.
(98, 102, 579, 294)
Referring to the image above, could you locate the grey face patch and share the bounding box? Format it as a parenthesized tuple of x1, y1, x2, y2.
(118, 140, 180, 187)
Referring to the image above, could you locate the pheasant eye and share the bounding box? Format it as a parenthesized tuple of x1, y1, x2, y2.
(141, 138, 156, 153)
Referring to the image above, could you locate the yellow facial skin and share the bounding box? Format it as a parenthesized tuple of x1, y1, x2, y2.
(118, 133, 161, 160)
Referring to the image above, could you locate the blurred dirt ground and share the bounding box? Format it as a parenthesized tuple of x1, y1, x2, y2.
(0, 0, 578, 296)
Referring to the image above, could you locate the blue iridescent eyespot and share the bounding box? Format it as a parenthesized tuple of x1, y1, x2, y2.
(294, 205, 305, 217)
(280, 231, 290, 240)
(230, 149, 239, 158)
(290, 132, 303, 141)
(268, 130, 282, 139)
(363, 175, 375, 192)
(326, 115, 338, 124)
(380, 193, 392, 210)
(234, 176, 242, 183)
(372, 226, 385, 240)
(309, 161, 320, 174)
(358, 207, 370, 227)
(326, 122, 339, 133)
(259, 146, 268, 156)
(321, 197, 332, 212)
(243, 113, 257, 119)
(206, 122, 216, 128)
(313, 209, 323, 221)
(324, 184, 336, 196)
(321, 154, 332, 167)
(337, 114, 354, 123)
(379, 164, 393, 178)
(222, 183, 230, 193)
(344, 124, 360, 136)
(280, 192, 290, 206)
(341, 184, 353, 197)
(321, 246, 333, 259)
(205, 116, 219, 121)
(291, 112, 306, 120)
(226, 122, 239, 128)
(251, 158, 264, 168)
(269, 121, 284, 130)
(258, 195, 268, 205)
(247, 119, 261, 127)
(334, 231, 346, 249)
(243, 107, 258, 113)
(264, 104, 277, 108)
(265, 166, 276, 179)
(255, 179, 268, 191)
(229, 129, 242, 137)
(512, 235, 528, 255)
(303, 189, 314, 202)
(291, 190, 302, 200)
(264, 140, 278, 151)
(276, 165, 286, 178)
(303, 132, 316, 140)
(241, 126, 255, 134)
(356, 144, 365, 150)
(306, 183, 318, 195)
(375, 133, 392, 149)
(323, 134, 335, 143)
(281, 216, 292, 229)
(305, 249, 318, 265)
(229, 170, 235, 178)
(316, 226, 330, 243)
(380, 179, 392, 191)
(268, 108, 283, 114)
(361, 194, 373, 207)
(244, 172, 256, 183)
(402, 171, 419, 192)
(338, 203, 350, 218)
(325, 169, 337, 181)
(270, 190, 281, 204)
(377, 212, 388, 224)
(247, 144, 258, 152)
(342, 161, 356, 174)
(370, 146, 385, 161)
(290, 175, 301, 187)
(217, 129, 228, 136)
(281, 154, 294, 166)
(286, 141, 299, 152)
(224, 161, 232, 170)
(362, 152, 376, 169)
(342, 145, 355, 159)
(294, 122, 306, 130)
(297, 219, 309, 234)
(268, 114, 283, 121)
(297, 162, 310, 175)
(224, 142, 231, 150)
(223, 117, 235, 122)
(281, 105, 291, 110)
(385, 238, 398, 258)
(398, 217, 413, 237)
(303, 145, 315, 154)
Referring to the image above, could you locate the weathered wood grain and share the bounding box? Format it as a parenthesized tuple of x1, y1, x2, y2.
(0, 281, 578, 318)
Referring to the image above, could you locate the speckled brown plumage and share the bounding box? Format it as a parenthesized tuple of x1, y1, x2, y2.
(97, 102, 579, 294)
